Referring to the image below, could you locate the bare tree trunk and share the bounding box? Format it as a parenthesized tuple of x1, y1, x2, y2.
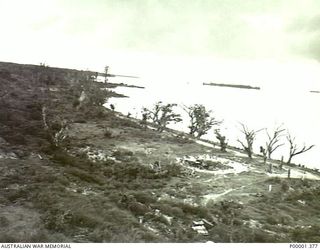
(286, 133, 314, 164)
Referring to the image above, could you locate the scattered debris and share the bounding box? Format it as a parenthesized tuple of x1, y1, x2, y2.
(177, 154, 249, 175)
(150, 161, 162, 171)
(202, 219, 214, 227)
(162, 214, 173, 225)
(253, 193, 264, 197)
(192, 220, 209, 235)
(0, 150, 18, 160)
(246, 219, 262, 229)
(138, 216, 144, 224)
(79, 147, 110, 162)
(81, 188, 97, 196)
(145, 225, 159, 234)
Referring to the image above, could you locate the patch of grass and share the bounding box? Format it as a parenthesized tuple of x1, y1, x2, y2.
(265, 215, 279, 225)
(252, 229, 277, 243)
(66, 168, 105, 185)
(153, 203, 185, 218)
(286, 185, 320, 205)
(69, 211, 101, 228)
(266, 177, 282, 184)
(118, 119, 142, 129)
(110, 162, 160, 181)
(0, 216, 9, 227)
(112, 149, 134, 161)
(161, 163, 183, 177)
(52, 150, 78, 166)
(3, 133, 27, 145)
(128, 191, 157, 205)
(166, 134, 192, 145)
(291, 225, 320, 242)
(6, 189, 29, 202)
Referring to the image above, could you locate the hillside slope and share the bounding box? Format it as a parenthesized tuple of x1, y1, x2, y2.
(0, 61, 320, 243)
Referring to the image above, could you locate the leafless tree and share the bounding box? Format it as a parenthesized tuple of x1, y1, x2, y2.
(265, 125, 285, 159)
(286, 133, 315, 164)
(237, 123, 262, 158)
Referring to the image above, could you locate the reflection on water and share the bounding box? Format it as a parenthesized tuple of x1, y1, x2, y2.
(107, 82, 320, 169)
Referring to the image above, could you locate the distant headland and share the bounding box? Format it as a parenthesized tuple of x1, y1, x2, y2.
(203, 82, 260, 90)
(310, 90, 320, 94)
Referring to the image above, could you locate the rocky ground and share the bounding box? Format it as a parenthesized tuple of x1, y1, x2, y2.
(0, 61, 320, 243)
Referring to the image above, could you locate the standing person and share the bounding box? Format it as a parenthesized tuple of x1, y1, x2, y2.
(141, 112, 148, 129)
(260, 146, 267, 164)
(110, 104, 115, 111)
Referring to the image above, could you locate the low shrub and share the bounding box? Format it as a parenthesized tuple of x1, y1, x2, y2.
(128, 201, 150, 216)
(265, 215, 279, 225)
(104, 129, 113, 138)
(281, 180, 290, 192)
(154, 203, 185, 218)
(178, 202, 211, 219)
(162, 164, 182, 177)
(130, 191, 157, 205)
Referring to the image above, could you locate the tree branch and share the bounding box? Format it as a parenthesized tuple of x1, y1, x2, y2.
(291, 145, 315, 157)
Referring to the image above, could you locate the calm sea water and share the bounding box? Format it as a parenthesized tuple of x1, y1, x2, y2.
(107, 79, 320, 169)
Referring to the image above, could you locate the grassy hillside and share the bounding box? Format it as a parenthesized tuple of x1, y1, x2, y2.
(0, 61, 320, 243)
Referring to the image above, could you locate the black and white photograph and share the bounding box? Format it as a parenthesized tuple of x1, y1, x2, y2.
(0, 0, 320, 245)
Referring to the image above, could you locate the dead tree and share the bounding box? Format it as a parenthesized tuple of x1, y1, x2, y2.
(104, 66, 109, 83)
(215, 129, 227, 152)
(265, 126, 285, 159)
(237, 123, 262, 158)
(286, 133, 314, 164)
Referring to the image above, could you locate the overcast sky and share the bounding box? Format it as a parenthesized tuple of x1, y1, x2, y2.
(1, 0, 320, 89)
